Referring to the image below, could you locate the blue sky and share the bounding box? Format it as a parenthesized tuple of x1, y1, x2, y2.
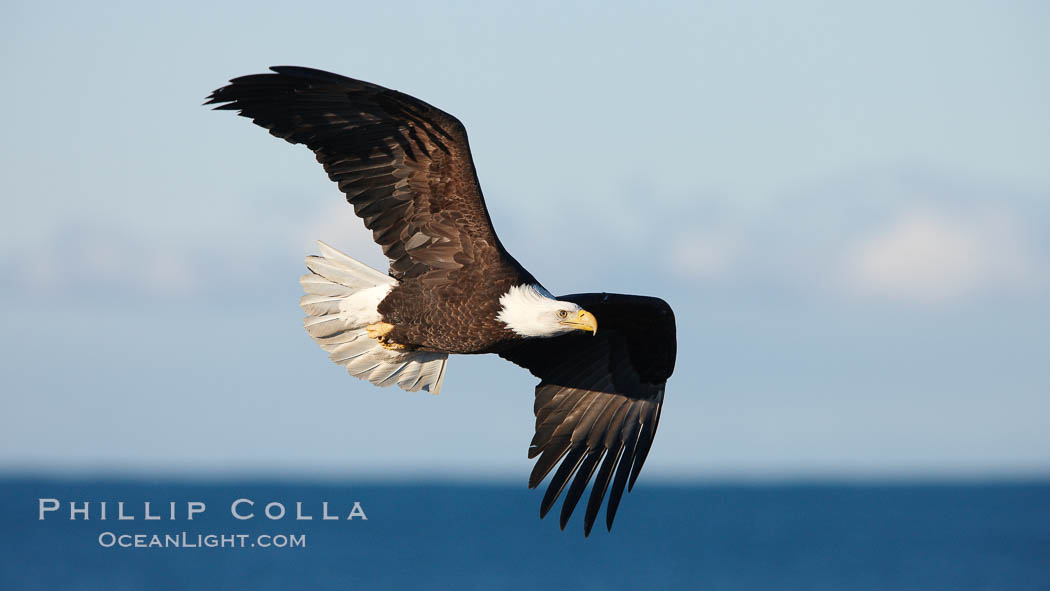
(2, 1, 1048, 479)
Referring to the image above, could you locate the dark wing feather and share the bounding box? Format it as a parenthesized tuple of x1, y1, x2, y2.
(500, 293, 676, 535)
(206, 66, 512, 282)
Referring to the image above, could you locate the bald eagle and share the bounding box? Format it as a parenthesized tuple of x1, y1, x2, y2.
(206, 67, 677, 535)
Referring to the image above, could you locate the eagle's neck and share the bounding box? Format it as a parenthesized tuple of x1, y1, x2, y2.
(496, 284, 566, 337)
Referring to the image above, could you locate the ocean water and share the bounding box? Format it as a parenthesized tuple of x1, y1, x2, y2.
(1, 477, 1047, 590)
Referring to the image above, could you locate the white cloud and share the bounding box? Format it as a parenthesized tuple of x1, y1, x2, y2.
(290, 201, 388, 272)
(668, 234, 736, 280)
(1, 196, 393, 303)
(9, 231, 200, 297)
(143, 252, 197, 295)
(842, 208, 1041, 302)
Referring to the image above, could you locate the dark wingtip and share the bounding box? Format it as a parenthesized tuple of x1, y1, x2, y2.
(539, 502, 552, 520)
(203, 83, 239, 110)
(538, 489, 557, 519)
(202, 89, 222, 108)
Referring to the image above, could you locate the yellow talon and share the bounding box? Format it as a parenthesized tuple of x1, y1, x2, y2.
(366, 322, 395, 340)
(367, 322, 406, 350)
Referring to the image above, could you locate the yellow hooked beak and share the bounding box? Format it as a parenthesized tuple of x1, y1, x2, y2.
(561, 309, 598, 336)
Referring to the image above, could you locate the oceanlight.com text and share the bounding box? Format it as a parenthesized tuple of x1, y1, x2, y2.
(97, 531, 306, 549)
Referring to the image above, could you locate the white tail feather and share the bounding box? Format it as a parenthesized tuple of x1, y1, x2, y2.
(300, 241, 448, 394)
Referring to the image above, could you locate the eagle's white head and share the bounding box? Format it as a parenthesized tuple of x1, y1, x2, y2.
(496, 284, 598, 338)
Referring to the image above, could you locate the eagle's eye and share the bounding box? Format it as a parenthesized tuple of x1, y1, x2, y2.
(557, 310, 568, 319)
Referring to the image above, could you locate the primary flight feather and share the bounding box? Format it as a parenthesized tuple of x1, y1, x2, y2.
(206, 66, 677, 535)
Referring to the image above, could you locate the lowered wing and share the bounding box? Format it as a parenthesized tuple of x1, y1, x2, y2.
(500, 293, 677, 535)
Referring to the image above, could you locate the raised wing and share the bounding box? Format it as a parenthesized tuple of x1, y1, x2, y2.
(500, 293, 677, 535)
(206, 66, 511, 283)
